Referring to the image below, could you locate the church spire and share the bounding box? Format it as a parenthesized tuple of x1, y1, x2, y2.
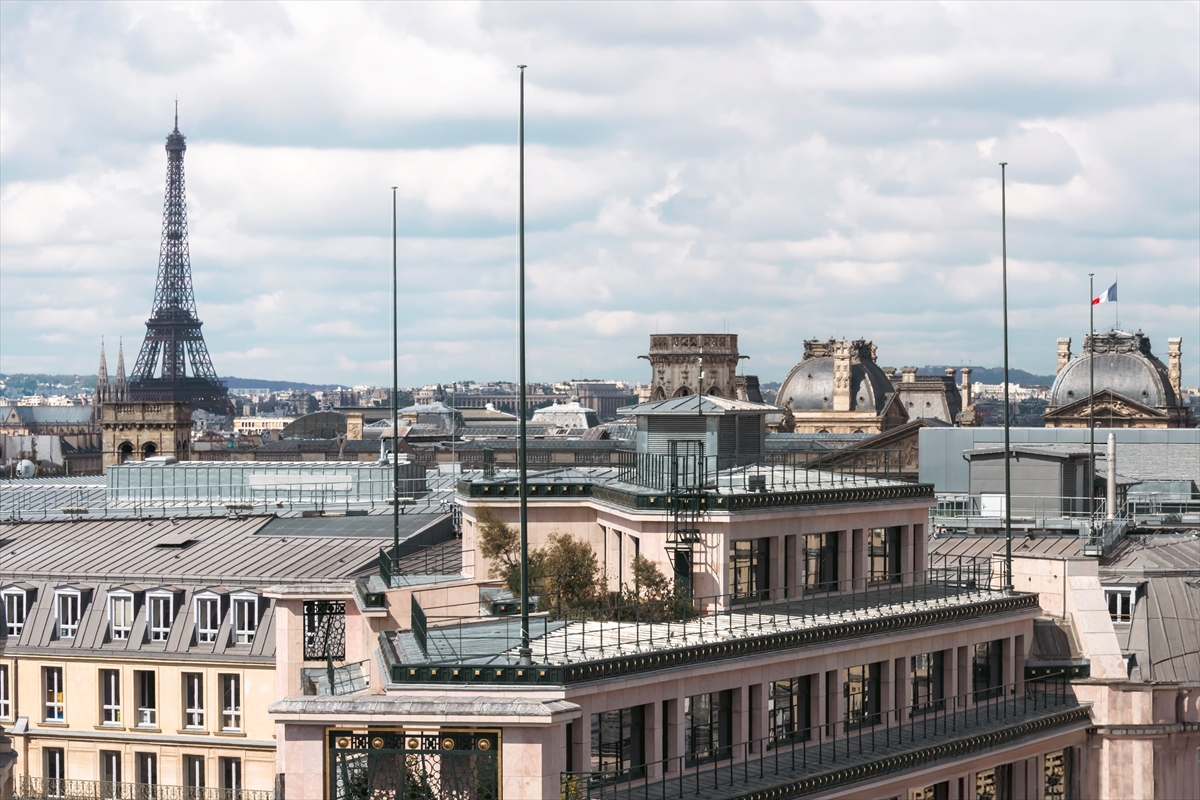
(115, 339, 128, 402)
(95, 339, 110, 404)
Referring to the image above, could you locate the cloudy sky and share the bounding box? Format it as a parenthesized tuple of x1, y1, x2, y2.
(2, 1, 1197, 387)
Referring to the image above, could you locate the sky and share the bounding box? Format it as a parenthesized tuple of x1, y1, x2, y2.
(1, 1, 1198, 388)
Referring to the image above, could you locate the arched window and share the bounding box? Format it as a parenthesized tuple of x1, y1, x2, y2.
(142, 442, 157, 459)
(673, 386, 692, 398)
(119, 443, 134, 463)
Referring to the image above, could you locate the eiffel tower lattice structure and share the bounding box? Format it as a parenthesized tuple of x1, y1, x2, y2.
(128, 111, 232, 415)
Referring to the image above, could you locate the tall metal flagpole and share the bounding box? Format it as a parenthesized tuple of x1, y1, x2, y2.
(392, 187, 400, 571)
(517, 65, 532, 665)
(1089, 273, 1095, 530)
(1000, 163, 1013, 591)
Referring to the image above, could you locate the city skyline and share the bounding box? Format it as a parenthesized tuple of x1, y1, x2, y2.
(2, 2, 1197, 387)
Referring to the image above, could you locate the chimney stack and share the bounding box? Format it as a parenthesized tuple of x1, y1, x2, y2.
(1167, 337, 1183, 399)
(1106, 433, 1116, 520)
(960, 367, 973, 407)
(900, 367, 918, 384)
(1057, 337, 1072, 374)
(832, 339, 852, 411)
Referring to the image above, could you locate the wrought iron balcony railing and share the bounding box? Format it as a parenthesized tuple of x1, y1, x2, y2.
(17, 777, 276, 800)
(560, 674, 1085, 800)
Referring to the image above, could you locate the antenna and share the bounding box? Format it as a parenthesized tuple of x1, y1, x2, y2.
(174, 98, 178, 131)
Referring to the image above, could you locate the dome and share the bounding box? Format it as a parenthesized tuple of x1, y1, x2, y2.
(777, 341, 895, 413)
(1049, 330, 1176, 408)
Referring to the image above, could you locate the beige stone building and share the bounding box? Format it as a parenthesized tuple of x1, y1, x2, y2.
(642, 334, 746, 400)
(100, 401, 194, 471)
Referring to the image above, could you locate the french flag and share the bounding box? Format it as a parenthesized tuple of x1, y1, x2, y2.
(1093, 282, 1117, 305)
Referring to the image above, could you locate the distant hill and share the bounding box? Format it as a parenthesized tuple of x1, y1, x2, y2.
(220, 377, 339, 392)
(917, 366, 1056, 387)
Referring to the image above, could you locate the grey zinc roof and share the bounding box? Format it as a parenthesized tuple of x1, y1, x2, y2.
(928, 534, 1084, 560)
(1121, 578, 1200, 683)
(617, 395, 778, 416)
(1101, 533, 1200, 576)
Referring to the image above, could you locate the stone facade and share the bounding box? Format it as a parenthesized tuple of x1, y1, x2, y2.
(100, 401, 193, 471)
(642, 334, 744, 400)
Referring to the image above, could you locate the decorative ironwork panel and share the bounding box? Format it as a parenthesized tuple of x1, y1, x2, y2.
(329, 730, 499, 800)
(304, 600, 346, 661)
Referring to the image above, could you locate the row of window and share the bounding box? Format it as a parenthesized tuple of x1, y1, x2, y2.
(729, 527, 906, 600)
(1, 587, 260, 646)
(572, 640, 1007, 777)
(42, 748, 242, 790)
(31, 667, 242, 731)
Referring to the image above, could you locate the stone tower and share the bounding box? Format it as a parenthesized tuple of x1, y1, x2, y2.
(641, 334, 745, 401)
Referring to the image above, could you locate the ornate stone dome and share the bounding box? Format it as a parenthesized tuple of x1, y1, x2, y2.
(777, 339, 895, 412)
(1049, 330, 1177, 408)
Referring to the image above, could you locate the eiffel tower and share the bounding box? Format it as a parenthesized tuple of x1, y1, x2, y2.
(128, 108, 232, 415)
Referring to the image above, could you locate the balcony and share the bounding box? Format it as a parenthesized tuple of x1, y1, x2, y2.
(17, 778, 275, 800)
(560, 674, 1088, 800)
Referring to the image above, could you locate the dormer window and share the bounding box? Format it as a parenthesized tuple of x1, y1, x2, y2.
(195, 593, 221, 644)
(147, 591, 174, 642)
(56, 589, 81, 638)
(2, 588, 27, 637)
(1105, 587, 1137, 623)
(108, 591, 134, 640)
(231, 593, 258, 645)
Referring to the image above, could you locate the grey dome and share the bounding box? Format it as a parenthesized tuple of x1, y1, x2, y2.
(1049, 331, 1176, 408)
(778, 356, 894, 412)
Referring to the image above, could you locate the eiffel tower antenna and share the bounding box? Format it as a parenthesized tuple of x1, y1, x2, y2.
(128, 107, 231, 414)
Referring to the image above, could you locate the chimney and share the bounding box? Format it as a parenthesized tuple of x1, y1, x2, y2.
(1057, 337, 1072, 374)
(832, 339, 852, 411)
(960, 367, 973, 407)
(900, 367, 918, 384)
(346, 412, 363, 441)
(1167, 337, 1183, 399)
(1106, 433, 1116, 520)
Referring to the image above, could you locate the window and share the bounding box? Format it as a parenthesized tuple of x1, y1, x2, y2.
(100, 669, 121, 725)
(221, 674, 242, 731)
(183, 755, 205, 792)
(56, 591, 81, 638)
(3, 589, 26, 637)
(135, 670, 157, 726)
(136, 752, 158, 786)
(769, 676, 811, 745)
(973, 640, 1004, 702)
(220, 758, 242, 791)
(911, 652, 945, 714)
(803, 532, 838, 592)
(303, 600, 347, 661)
(44, 666, 65, 721)
(183, 672, 204, 729)
(730, 538, 769, 602)
(0, 664, 9, 719)
(147, 592, 173, 642)
(232, 595, 258, 644)
(844, 662, 882, 728)
(685, 690, 732, 764)
(45, 747, 65, 787)
(109, 592, 134, 640)
(100, 749, 122, 783)
(1106, 588, 1135, 623)
(590, 706, 645, 779)
(867, 527, 901, 584)
(195, 595, 221, 643)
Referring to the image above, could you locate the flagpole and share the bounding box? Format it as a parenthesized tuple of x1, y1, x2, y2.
(1089, 273, 1095, 532)
(516, 64, 532, 667)
(1000, 162, 1012, 592)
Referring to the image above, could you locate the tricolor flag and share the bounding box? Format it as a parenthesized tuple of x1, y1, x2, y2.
(1092, 282, 1117, 305)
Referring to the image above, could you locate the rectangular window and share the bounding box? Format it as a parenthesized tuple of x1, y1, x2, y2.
(867, 527, 901, 584)
(3, 590, 26, 637)
(1106, 589, 1134, 623)
(100, 669, 121, 725)
(911, 652, 945, 714)
(803, 532, 838, 592)
(44, 666, 64, 722)
(685, 690, 732, 764)
(183, 672, 204, 729)
(135, 670, 157, 726)
(730, 538, 769, 602)
(100, 749, 122, 782)
(233, 597, 258, 644)
(56, 592, 80, 638)
(109, 593, 133, 640)
(220, 674, 242, 731)
(148, 594, 173, 642)
(590, 705, 645, 779)
(45, 746, 66, 784)
(183, 755, 205, 791)
(844, 662, 882, 728)
(973, 640, 1004, 701)
(0, 664, 10, 720)
(220, 757, 242, 791)
(136, 752, 158, 786)
(769, 675, 811, 745)
(195, 596, 220, 643)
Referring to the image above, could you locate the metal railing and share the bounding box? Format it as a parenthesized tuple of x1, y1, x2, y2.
(560, 673, 1077, 800)
(617, 451, 910, 494)
(932, 493, 1110, 521)
(17, 777, 275, 800)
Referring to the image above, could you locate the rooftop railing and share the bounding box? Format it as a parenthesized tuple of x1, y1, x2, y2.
(616, 450, 910, 494)
(560, 673, 1082, 800)
(17, 777, 276, 800)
